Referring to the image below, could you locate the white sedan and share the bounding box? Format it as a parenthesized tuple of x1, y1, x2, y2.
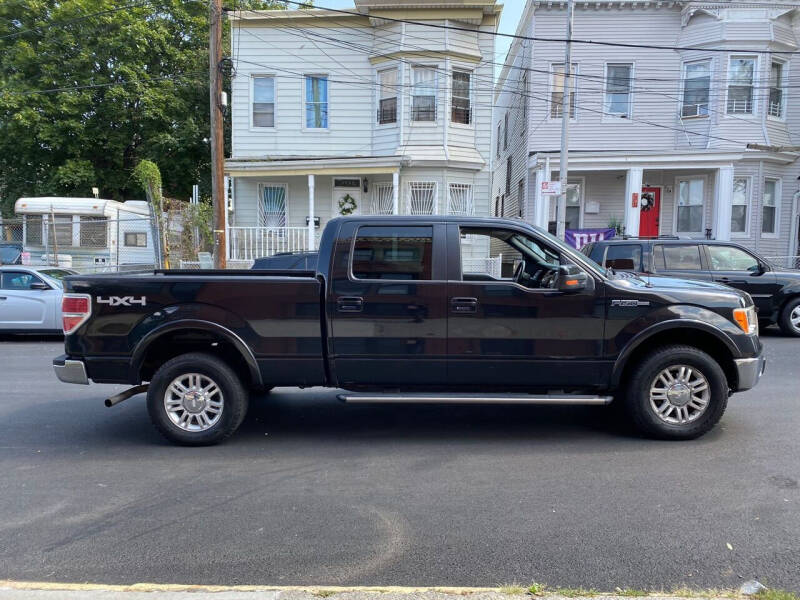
(0, 266, 77, 334)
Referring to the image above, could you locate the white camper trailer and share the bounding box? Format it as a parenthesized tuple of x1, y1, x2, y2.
(14, 197, 156, 271)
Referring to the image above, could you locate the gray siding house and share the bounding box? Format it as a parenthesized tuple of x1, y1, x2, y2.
(225, 0, 500, 261)
(493, 0, 800, 264)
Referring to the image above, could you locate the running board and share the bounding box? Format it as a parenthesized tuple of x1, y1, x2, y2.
(337, 393, 613, 405)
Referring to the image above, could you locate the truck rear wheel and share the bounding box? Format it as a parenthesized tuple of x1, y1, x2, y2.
(624, 345, 728, 440)
(147, 352, 249, 446)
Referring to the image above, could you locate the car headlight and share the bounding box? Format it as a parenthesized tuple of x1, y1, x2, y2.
(733, 305, 758, 335)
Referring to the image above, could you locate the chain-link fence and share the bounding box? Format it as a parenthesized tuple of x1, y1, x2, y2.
(765, 256, 800, 270)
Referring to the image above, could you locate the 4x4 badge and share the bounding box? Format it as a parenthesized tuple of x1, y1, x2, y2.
(611, 299, 650, 307)
(97, 296, 147, 307)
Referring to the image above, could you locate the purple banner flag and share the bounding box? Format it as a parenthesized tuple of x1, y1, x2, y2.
(565, 228, 616, 250)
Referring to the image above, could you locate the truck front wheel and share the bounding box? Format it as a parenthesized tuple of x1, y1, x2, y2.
(624, 345, 728, 440)
(147, 352, 249, 446)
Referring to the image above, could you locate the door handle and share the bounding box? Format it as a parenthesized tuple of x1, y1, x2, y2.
(450, 297, 478, 313)
(718, 277, 746, 284)
(337, 296, 364, 313)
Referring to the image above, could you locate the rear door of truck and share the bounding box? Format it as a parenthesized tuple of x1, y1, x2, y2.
(326, 220, 448, 387)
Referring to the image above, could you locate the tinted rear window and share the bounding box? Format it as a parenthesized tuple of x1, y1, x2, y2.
(657, 245, 703, 270)
(352, 226, 433, 280)
(605, 244, 642, 271)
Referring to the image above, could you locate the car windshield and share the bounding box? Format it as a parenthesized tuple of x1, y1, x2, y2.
(530, 226, 607, 277)
(0, 246, 21, 264)
(38, 269, 73, 289)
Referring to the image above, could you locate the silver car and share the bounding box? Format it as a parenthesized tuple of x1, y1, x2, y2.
(0, 266, 77, 334)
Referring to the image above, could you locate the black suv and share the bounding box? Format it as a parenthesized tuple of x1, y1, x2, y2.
(582, 238, 800, 337)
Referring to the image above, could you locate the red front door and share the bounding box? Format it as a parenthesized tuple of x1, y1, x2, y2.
(639, 187, 661, 238)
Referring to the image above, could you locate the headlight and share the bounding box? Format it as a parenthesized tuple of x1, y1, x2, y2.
(733, 306, 758, 335)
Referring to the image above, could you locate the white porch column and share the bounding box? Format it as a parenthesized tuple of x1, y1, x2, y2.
(307, 174, 315, 251)
(624, 167, 644, 237)
(392, 171, 399, 214)
(713, 165, 734, 241)
(533, 165, 547, 228)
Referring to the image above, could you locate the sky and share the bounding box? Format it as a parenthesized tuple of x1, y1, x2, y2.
(316, 0, 525, 78)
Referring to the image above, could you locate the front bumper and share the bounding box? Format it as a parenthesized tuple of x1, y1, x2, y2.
(733, 352, 766, 392)
(53, 354, 90, 385)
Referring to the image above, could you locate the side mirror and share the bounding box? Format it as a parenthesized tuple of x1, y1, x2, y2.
(557, 264, 589, 293)
(29, 281, 51, 290)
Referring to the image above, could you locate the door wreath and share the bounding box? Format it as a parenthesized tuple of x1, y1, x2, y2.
(338, 193, 358, 215)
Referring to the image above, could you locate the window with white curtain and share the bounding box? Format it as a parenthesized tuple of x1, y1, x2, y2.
(448, 183, 473, 216)
(727, 57, 755, 115)
(605, 63, 632, 117)
(762, 179, 779, 235)
(677, 179, 704, 233)
(412, 67, 436, 122)
(731, 178, 749, 234)
(378, 68, 397, 124)
(408, 182, 437, 214)
(252, 76, 275, 127)
(258, 184, 287, 227)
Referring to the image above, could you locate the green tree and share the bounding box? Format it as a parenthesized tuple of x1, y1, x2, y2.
(0, 0, 283, 216)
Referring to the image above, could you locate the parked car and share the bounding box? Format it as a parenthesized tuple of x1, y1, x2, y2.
(53, 216, 764, 445)
(581, 238, 800, 336)
(251, 251, 318, 270)
(0, 242, 23, 265)
(0, 265, 78, 334)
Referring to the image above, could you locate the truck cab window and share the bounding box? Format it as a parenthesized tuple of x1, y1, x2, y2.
(352, 226, 433, 280)
(459, 227, 562, 289)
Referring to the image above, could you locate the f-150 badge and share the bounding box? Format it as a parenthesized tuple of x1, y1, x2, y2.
(611, 299, 650, 307)
(97, 296, 147, 307)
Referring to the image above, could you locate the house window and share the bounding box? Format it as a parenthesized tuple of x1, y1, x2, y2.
(494, 196, 500, 217)
(520, 71, 528, 132)
(517, 179, 525, 218)
(762, 179, 779, 235)
(727, 57, 755, 115)
(605, 63, 632, 117)
(47, 215, 73, 247)
(769, 61, 786, 118)
(258, 184, 287, 227)
(550, 63, 577, 119)
(448, 183, 473, 216)
(677, 178, 704, 233)
(378, 68, 397, 124)
(505, 157, 512, 195)
(79, 216, 107, 248)
(731, 178, 749, 234)
(451, 70, 471, 125)
(412, 66, 436, 122)
(503, 112, 509, 149)
(496, 123, 501, 157)
(305, 75, 328, 128)
(566, 182, 581, 230)
(408, 182, 436, 214)
(682, 61, 710, 117)
(25, 215, 43, 245)
(252, 76, 275, 127)
(124, 232, 148, 247)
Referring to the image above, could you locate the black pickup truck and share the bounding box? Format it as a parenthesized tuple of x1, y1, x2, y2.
(54, 216, 765, 445)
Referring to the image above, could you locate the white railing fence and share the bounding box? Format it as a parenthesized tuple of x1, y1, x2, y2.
(229, 227, 310, 261)
(765, 256, 800, 270)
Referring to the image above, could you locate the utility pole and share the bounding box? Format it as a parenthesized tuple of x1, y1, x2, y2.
(209, 0, 227, 269)
(556, 0, 574, 240)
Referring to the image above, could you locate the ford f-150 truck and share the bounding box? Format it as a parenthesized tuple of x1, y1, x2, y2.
(54, 216, 765, 445)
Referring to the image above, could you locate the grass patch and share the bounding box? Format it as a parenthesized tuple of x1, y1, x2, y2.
(528, 583, 546, 596)
(499, 585, 529, 595)
(755, 591, 800, 600)
(615, 589, 648, 597)
(551, 587, 600, 598)
(313, 591, 337, 598)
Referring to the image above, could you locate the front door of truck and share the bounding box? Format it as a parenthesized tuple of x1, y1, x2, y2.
(328, 221, 448, 387)
(445, 224, 607, 389)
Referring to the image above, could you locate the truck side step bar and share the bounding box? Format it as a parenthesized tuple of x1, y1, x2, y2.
(337, 393, 613, 405)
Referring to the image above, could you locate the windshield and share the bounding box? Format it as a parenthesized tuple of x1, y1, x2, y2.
(529, 225, 607, 277)
(0, 246, 21, 264)
(38, 269, 74, 289)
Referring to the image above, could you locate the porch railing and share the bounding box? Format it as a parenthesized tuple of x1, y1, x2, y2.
(229, 227, 311, 261)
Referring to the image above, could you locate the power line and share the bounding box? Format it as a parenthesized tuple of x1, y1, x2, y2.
(274, 0, 800, 56)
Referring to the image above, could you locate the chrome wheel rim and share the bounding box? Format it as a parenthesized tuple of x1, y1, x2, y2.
(649, 365, 710, 425)
(790, 306, 800, 331)
(164, 373, 224, 432)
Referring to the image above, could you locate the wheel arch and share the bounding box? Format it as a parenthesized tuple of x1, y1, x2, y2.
(612, 320, 739, 390)
(131, 320, 262, 388)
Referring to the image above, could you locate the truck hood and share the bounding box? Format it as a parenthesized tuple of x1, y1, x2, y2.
(609, 273, 752, 306)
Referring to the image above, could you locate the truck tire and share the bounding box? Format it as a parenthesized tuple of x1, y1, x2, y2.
(147, 352, 249, 446)
(778, 297, 800, 337)
(624, 345, 728, 440)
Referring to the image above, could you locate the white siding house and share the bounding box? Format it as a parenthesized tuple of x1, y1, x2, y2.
(494, 0, 800, 264)
(226, 0, 501, 260)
